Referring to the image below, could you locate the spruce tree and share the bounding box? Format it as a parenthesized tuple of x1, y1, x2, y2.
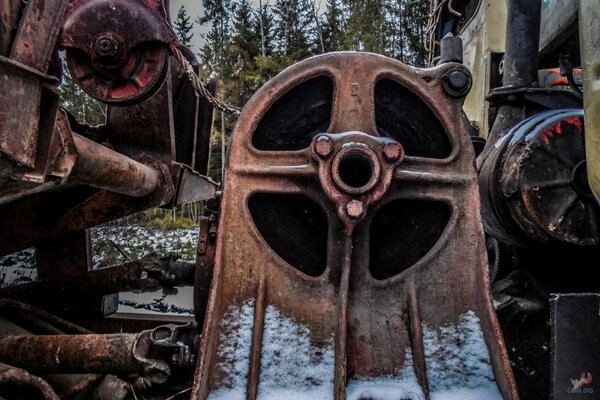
(230, 0, 261, 103)
(174, 5, 194, 47)
(341, 0, 387, 53)
(60, 65, 105, 126)
(273, 0, 312, 64)
(254, 3, 280, 85)
(197, 0, 233, 181)
(323, 0, 342, 52)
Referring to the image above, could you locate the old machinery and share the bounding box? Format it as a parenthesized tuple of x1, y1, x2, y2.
(191, 52, 517, 399)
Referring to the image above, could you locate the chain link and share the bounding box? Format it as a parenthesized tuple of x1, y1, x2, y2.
(169, 44, 242, 115)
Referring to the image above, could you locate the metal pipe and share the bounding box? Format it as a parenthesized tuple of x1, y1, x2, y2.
(503, 0, 542, 87)
(0, 362, 60, 400)
(70, 133, 159, 197)
(0, 334, 141, 375)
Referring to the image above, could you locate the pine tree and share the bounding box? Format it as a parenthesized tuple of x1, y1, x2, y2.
(341, 0, 387, 53)
(254, 2, 280, 83)
(60, 65, 105, 126)
(255, 1, 275, 57)
(174, 5, 194, 47)
(230, 0, 261, 103)
(323, 0, 343, 52)
(197, 0, 233, 182)
(273, 0, 312, 63)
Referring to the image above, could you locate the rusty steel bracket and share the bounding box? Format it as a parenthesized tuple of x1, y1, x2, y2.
(0, 0, 67, 168)
(170, 163, 218, 207)
(194, 198, 219, 324)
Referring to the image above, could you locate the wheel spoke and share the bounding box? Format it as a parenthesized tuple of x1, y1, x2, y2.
(328, 59, 378, 135)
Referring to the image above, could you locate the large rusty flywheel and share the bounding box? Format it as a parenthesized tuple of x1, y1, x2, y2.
(192, 53, 518, 400)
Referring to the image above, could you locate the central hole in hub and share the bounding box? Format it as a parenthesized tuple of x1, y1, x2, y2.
(338, 151, 374, 189)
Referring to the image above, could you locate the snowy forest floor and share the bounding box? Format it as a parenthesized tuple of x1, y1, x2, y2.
(0, 223, 198, 318)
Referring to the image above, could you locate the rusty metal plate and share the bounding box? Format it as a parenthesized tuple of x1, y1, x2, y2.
(192, 53, 517, 400)
(0, 0, 67, 168)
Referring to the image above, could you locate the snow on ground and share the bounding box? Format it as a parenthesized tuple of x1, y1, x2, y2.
(209, 301, 336, 400)
(118, 286, 194, 317)
(209, 305, 500, 400)
(0, 224, 198, 316)
(423, 311, 500, 398)
(0, 247, 37, 288)
(91, 224, 199, 267)
(347, 349, 423, 400)
(257, 304, 335, 399)
(345, 311, 502, 400)
(209, 299, 256, 400)
(91, 224, 198, 316)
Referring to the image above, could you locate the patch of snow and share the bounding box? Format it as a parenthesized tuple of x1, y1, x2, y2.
(257, 305, 335, 400)
(423, 311, 501, 399)
(430, 388, 504, 400)
(209, 299, 256, 400)
(0, 248, 37, 288)
(347, 349, 424, 400)
(209, 302, 336, 400)
(91, 225, 199, 268)
(347, 311, 502, 400)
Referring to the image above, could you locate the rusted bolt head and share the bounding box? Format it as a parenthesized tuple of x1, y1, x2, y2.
(442, 68, 471, 96)
(383, 142, 403, 163)
(448, 70, 469, 90)
(346, 200, 364, 219)
(94, 33, 119, 58)
(315, 135, 334, 158)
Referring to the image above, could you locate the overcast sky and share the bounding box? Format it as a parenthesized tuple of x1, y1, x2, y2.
(169, 0, 209, 51)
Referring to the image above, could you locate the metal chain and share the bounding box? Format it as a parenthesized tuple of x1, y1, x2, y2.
(425, 0, 462, 67)
(169, 44, 242, 115)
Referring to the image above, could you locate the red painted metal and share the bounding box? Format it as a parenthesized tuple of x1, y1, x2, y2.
(60, 0, 176, 105)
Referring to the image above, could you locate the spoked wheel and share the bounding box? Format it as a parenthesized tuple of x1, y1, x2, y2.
(65, 43, 169, 106)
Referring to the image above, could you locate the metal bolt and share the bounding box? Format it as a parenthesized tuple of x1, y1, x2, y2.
(383, 142, 403, 163)
(346, 200, 364, 219)
(442, 68, 471, 97)
(448, 70, 469, 91)
(315, 135, 334, 158)
(94, 34, 118, 58)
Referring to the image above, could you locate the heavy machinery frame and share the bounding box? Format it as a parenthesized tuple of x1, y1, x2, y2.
(0, 0, 599, 399)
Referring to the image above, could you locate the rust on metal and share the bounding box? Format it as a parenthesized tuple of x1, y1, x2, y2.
(0, 333, 167, 378)
(60, 0, 175, 105)
(0, 362, 60, 400)
(0, 0, 67, 168)
(479, 109, 600, 246)
(191, 52, 518, 399)
(70, 133, 160, 197)
(0, 323, 196, 384)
